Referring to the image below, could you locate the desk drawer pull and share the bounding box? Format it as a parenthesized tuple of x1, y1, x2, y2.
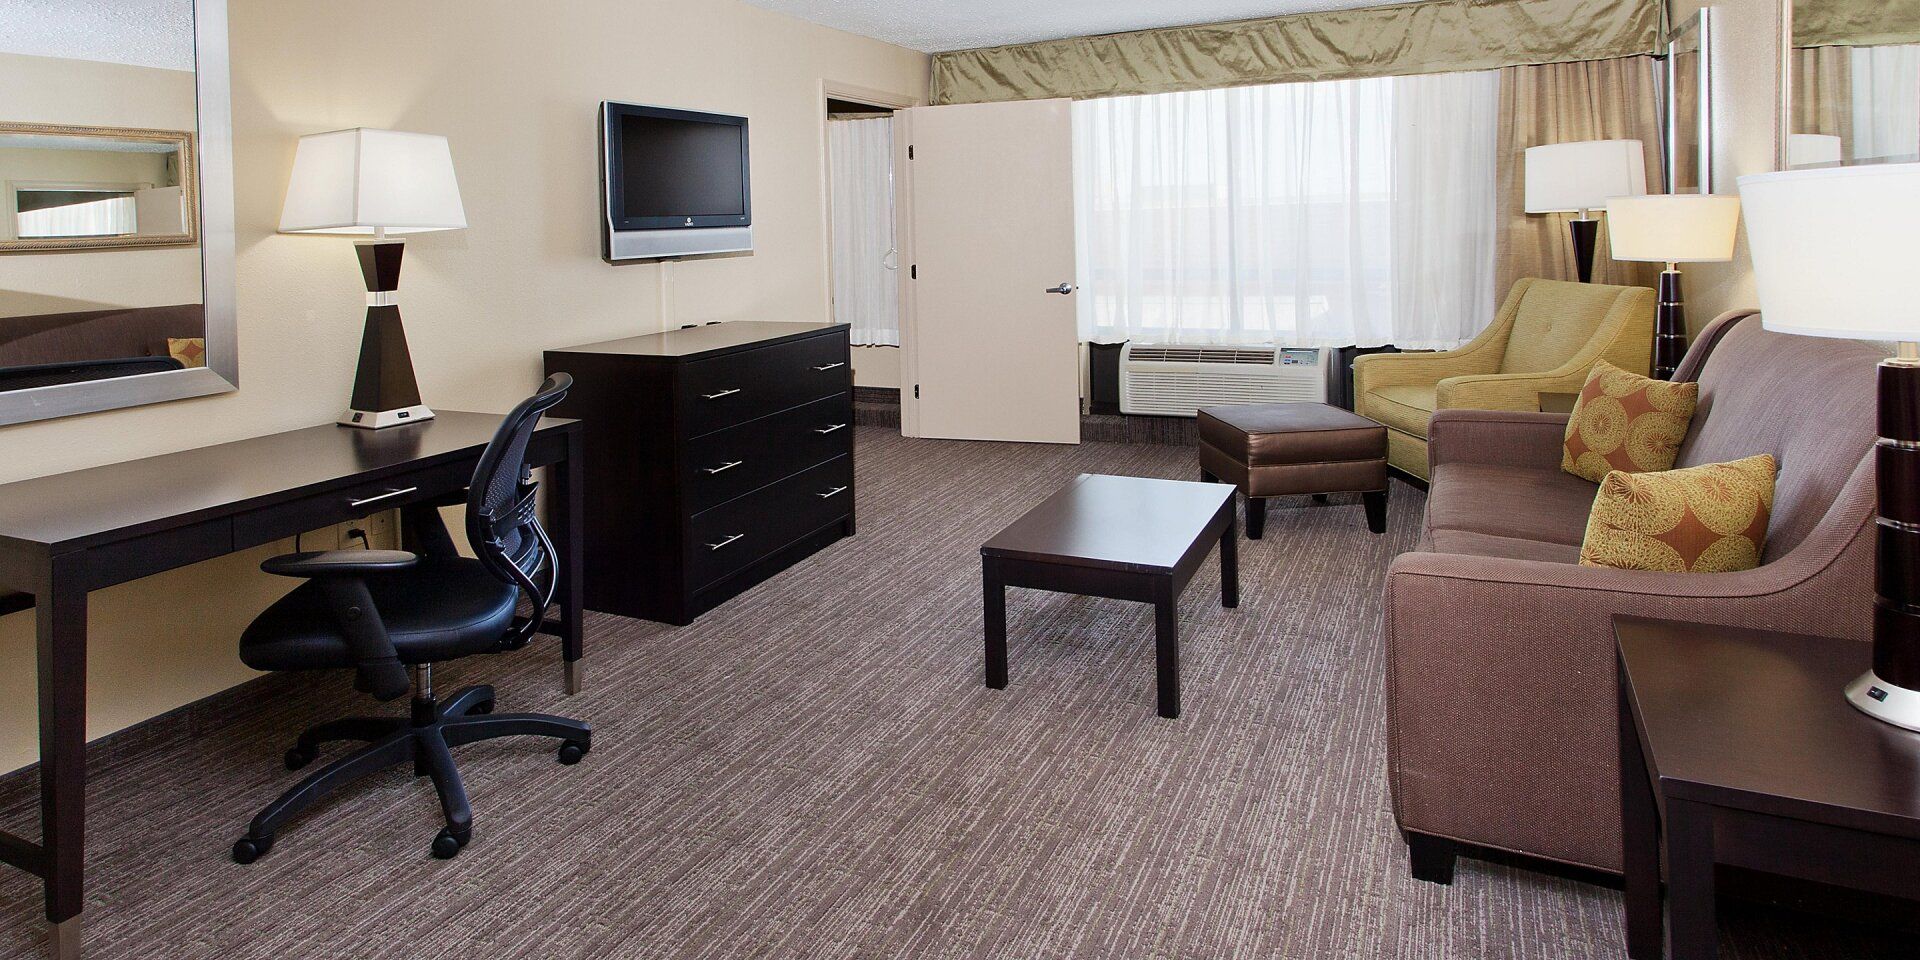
(814, 423, 848, 435)
(811, 362, 846, 372)
(703, 461, 744, 475)
(816, 486, 849, 499)
(348, 487, 418, 508)
(702, 388, 743, 400)
(707, 534, 745, 551)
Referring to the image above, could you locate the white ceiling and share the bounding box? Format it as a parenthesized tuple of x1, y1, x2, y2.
(0, 0, 195, 72)
(740, 0, 1420, 53)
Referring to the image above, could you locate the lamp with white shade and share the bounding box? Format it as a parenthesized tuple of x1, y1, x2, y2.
(1740, 161, 1920, 731)
(280, 128, 467, 429)
(1604, 194, 1741, 379)
(1525, 139, 1648, 283)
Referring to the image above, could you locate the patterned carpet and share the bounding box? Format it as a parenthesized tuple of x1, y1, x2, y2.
(0, 427, 1901, 958)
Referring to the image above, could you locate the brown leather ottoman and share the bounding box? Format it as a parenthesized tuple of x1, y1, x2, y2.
(1197, 402, 1388, 539)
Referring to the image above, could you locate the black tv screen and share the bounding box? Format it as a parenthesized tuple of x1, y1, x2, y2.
(603, 103, 751, 231)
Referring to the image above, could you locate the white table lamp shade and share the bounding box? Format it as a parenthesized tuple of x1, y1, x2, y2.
(1605, 194, 1741, 263)
(1740, 162, 1920, 343)
(1525, 139, 1648, 214)
(279, 128, 467, 234)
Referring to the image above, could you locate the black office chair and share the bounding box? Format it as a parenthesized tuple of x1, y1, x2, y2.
(231, 374, 590, 863)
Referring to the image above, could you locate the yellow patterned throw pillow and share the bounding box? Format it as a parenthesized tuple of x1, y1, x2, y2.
(1579, 455, 1778, 573)
(167, 337, 207, 369)
(1561, 361, 1698, 483)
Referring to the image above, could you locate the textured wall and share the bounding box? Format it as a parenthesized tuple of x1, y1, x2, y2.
(0, 0, 927, 773)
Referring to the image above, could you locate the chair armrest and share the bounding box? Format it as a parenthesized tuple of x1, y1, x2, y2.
(1352, 341, 1504, 396)
(1427, 409, 1570, 472)
(1435, 369, 1596, 412)
(260, 550, 418, 579)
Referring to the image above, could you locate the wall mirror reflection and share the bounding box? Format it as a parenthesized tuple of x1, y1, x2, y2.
(1665, 10, 1710, 193)
(0, 0, 235, 417)
(1789, 0, 1920, 167)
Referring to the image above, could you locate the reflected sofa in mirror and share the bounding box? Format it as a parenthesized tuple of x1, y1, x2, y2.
(0, 0, 235, 424)
(1789, 0, 1920, 167)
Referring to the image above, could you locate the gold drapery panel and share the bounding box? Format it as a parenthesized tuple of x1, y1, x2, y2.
(1494, 57, 1664, 296)
(929, 0, 1658, 105)
(1794, 0, 1920, 48)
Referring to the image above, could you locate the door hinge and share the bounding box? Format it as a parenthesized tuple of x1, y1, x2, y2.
(908, 145, 915, 160)
(913, 385, 920, 399)
(910, 264, 917, 280)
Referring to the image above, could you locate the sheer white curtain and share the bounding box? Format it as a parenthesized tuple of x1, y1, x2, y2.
(828, 116, 900, 346)
(1072, 70, 1498, 349)
(1852, 44, 1920, 163)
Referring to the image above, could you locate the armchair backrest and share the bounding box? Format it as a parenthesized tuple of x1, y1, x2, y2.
(1675, 313, 1881, 561)
(466, 373, 572, 648)
(1499, 279, 1650, 375)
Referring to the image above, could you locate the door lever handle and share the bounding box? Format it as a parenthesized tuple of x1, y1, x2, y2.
(814, 423, 848, 435)
(1045, 282, 1077, 295)
(703, 461, 744, 475)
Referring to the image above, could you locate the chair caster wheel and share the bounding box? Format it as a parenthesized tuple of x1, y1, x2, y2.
(232, 835, 273, 864)
(285, 745, 317, 770)
(432, 827, 469, 860)
(558, 739, 590, 765)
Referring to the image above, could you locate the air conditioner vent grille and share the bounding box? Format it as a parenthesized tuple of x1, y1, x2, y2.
(1126, 346, 1277, 365)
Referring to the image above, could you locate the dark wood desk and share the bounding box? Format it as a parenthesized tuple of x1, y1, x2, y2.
(0, 411, 584, 958)
(981, 474, 1238, 719)
(1616, 617, 1920, 960)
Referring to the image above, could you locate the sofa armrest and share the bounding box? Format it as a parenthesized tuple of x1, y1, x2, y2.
(1427, 409, 1569, 472)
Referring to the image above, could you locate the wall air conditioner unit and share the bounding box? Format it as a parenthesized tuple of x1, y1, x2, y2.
(1119, 344, 1328, 416)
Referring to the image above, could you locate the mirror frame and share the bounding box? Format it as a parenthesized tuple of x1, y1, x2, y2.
(0, 122, 200, 253)
(1663, 8, 1714, 193)
(0, 0, 237, 427)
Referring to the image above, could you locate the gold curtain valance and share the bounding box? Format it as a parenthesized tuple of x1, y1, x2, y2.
(930, 0, 1659, 105)
(1794, 0, 1920, 48)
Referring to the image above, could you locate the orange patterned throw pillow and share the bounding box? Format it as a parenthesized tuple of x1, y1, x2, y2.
(1561, 361, 1698, 483)
(1578, 455, 1778, 573)
(167, 337, 207, 369)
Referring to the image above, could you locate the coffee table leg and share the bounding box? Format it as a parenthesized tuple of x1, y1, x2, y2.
(1620, 658, 1662, 960)
(983, 557, 1007, 690)
(1667, 798, 1719, 960)
(1220, 509, 1239, 609)
(1154, 580, 1179, 719)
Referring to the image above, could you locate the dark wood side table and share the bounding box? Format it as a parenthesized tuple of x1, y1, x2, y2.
(981, 474, 1237, 719)
(1616, 616, 1920, 960)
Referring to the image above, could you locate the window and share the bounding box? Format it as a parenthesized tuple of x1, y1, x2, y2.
(1072, 70, 1499, 349)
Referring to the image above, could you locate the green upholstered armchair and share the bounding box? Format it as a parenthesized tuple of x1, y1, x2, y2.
(1352, 278, 1656, 480)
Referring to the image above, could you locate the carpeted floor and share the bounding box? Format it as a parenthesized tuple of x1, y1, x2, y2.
(0, 427, 1903, 958)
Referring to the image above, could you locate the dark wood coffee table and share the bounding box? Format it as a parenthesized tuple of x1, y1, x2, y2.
(1616, 617, 1920, 959)
(981, 473, 1238, 719)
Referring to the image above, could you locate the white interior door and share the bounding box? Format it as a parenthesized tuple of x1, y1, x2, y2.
(897, 99, 1079, 444)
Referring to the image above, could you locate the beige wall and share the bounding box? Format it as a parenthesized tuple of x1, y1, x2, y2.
(0, 0, 928, 772)
(0, 53, 203, 316)
(1670, 0, 1786, 329)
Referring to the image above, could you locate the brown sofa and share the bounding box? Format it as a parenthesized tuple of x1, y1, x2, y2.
(1384, 310, 1882, 880)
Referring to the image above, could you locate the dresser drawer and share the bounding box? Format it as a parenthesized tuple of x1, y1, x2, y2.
(682, 394, 852, 512)
(678, 333, 851, 437)
(686, 455, 853, 588)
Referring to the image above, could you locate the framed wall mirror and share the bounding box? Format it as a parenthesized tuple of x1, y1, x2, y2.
(0, 0, 236, 426)
(1786, 0, 1920, 168)
(1664, 9, 1712, 193)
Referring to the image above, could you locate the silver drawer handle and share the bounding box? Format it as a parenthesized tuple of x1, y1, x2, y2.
(814, 423, 848, 435)
(811, 362, 846, 371)
(703, 461, 744, 475)
(816, 486, 849, 499)
(348, 487, 418, 508)
(702, 388, 743, 400)
(707, 534, 744, 551)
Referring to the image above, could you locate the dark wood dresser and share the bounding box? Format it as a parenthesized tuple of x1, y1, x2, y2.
(544, 321, 854, 625)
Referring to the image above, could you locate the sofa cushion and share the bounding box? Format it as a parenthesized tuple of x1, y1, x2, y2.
(1501, 280, 1638, 374)
(1427, 462, 1598, 546)
(1579, 455, 1778, 573)
(1367, 385, 1437, 439)
(1427, 527, 1583, 565)
(1561, 361, 1698, 482)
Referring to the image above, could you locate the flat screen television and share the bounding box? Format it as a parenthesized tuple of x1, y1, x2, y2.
(599, 101, 752, 262)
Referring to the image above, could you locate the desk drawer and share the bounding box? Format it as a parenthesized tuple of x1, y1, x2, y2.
(683, 394, 852, 512)
(678, 334, 851, 437)
(687, 456, 852, 588)
(232, 460, 470, 549)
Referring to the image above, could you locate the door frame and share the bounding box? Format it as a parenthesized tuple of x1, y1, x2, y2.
(817, 80, 920, 347)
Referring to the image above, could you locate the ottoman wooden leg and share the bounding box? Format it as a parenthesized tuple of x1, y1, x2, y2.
(1312, 494, 1328, 504)
(1246, 497, 1266, 540)
(1201, 469, 1218, 483)
(1363, 490, 1388, 535)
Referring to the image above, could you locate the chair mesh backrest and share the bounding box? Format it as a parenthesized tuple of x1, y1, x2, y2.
(467, 374, 571, 596)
